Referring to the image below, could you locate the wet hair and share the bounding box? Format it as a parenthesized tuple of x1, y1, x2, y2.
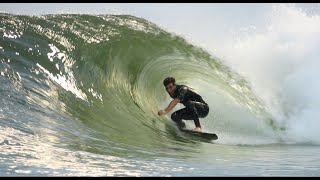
(163, 77, 176, 86)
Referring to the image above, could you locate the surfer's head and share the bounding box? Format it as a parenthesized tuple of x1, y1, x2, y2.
(163, 77, 177, 94)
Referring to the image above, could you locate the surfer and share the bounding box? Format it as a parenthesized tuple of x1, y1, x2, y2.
(158, 77, 209, 132)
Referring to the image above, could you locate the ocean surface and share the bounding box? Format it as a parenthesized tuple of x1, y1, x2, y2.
(0, 4, 320, 176)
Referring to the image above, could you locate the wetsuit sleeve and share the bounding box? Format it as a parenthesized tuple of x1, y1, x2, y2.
(176, 86, 187, 101)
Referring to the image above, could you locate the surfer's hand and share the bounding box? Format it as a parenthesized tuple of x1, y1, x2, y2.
(158, 110, 165, 116)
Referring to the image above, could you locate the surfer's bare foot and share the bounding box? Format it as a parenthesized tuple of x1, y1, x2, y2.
(192, 127, 202, 132)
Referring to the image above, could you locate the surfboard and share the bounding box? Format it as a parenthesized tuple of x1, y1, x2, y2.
(179, 128, 218, 140)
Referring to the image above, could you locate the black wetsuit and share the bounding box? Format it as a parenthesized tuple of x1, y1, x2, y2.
(169, 85, 209, 129)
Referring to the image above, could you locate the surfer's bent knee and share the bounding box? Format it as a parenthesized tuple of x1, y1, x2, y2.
(171, 112, 179, 122)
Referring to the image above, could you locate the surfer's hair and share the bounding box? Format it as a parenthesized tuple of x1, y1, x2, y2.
(163, 77, 176, 86)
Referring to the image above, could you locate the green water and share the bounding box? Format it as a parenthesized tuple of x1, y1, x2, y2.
(0, 13, 318, 176)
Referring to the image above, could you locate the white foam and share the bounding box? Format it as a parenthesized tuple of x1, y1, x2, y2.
(219, 4, 320, 144)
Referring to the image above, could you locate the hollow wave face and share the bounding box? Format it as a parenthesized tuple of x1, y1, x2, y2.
(0, 12, 290, 176)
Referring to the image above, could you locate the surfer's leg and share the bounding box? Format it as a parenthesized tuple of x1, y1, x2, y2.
(184, 101, 209, 128)
(194, 102, 209, 118)
(171, 108, 192, 129)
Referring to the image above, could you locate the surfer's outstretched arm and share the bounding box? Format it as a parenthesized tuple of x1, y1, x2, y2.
(158, 98, 180, 116)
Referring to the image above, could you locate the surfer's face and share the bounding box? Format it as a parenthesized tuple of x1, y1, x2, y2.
(165, 83, 176, 94)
